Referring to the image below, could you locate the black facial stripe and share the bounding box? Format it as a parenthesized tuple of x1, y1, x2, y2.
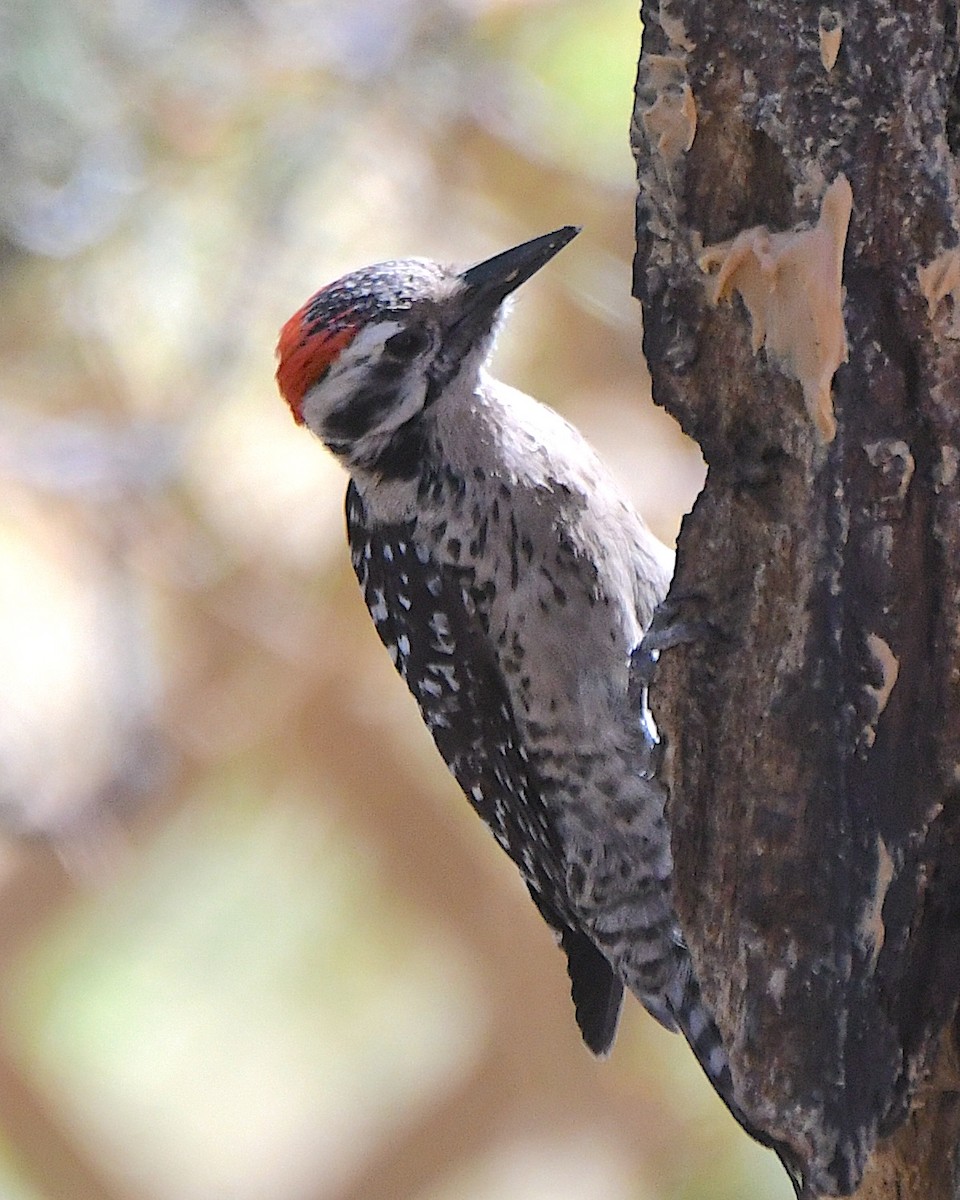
(324, 385, 399, 441)
(369, 355, 408, 386)
(425, 321, 497, 408)
(424, 372, 444, 410)
(360, 415, 428, 481)
(385, 325, 430, 358)
(322, 352, 410, 440)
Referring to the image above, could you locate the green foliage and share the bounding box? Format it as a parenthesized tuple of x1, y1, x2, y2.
(503, 0, 642, 182)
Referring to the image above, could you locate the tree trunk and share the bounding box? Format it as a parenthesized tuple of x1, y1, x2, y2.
(631, 3, 960, 1197)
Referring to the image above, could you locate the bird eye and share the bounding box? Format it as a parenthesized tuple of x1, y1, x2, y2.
(385, 327, 430, 358)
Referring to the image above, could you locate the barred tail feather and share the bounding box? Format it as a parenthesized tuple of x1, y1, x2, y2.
(666, 963, 806, 1198)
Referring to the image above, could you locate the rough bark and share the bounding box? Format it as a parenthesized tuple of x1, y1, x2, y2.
(631, 3, 960, 1197)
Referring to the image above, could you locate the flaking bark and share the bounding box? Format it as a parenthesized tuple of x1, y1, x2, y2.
(632, 2, 960, 1196)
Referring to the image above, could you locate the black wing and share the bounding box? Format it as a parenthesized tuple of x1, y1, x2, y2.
(346, 481, 623, 1054)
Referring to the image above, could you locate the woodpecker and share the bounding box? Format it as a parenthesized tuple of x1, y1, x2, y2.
(276, 228, 805, 1193)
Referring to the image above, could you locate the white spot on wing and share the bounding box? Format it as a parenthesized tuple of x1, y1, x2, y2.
(428, 662, 459, 691)
(370, 588, 388, 623)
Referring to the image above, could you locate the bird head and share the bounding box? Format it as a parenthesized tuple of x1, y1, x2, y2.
(275, 226, 579, 478)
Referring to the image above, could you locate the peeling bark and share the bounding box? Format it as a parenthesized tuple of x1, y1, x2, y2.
(632, 3, 960, 1196)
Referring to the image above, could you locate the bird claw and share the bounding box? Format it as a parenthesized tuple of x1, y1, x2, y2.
(630, 598, 724, 692)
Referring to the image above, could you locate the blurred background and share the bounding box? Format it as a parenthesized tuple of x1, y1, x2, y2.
(0, 1, 789, 1197)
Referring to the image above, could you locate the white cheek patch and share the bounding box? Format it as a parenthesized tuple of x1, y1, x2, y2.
(300, 319, 427, 440)
(332, 320, 406, 381)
